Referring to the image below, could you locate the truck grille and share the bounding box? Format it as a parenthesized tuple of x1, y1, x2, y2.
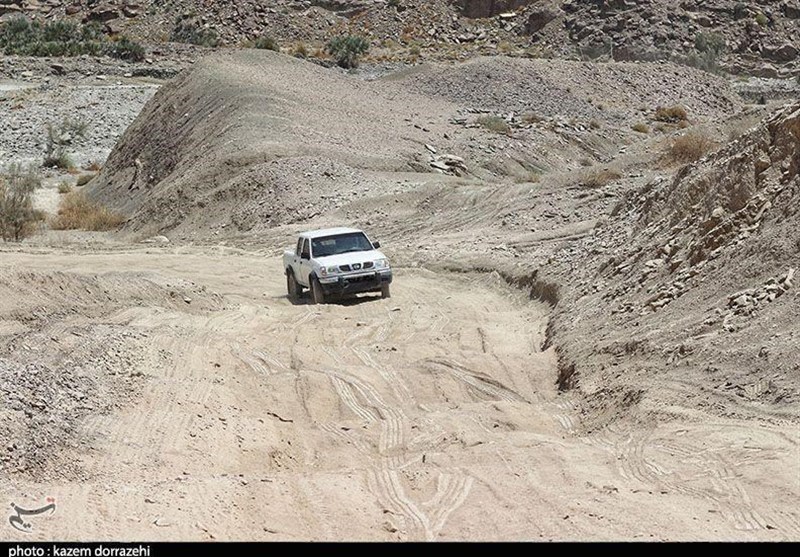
(339, 262, 373, 273)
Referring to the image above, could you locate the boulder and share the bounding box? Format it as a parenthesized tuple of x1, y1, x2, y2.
(526, 7, 560, 34)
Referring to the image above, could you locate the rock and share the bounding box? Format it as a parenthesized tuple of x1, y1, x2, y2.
(764, 43, 798, 62)
(526, 8, 560, 35)
(752, 63, 780, 78)
(88, 5, 120, 23)
(785, 3, 800, 19)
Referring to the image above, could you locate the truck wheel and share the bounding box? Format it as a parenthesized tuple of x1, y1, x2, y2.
(310, 277, 326, 305)
(286, 271, 300, 301)
(381, 284, 391, 299)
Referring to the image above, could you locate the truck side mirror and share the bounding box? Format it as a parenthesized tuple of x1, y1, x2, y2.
(373, 241, 381, 249)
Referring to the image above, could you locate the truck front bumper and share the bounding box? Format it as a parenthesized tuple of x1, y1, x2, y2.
(319, 270, 392, 296)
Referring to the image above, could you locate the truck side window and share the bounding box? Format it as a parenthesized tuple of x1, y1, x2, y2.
(301, 239, 311, 259)
(296, 238, 304, 257)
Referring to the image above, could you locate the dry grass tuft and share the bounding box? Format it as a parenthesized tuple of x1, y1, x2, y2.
(666, 132, 716, 164)
(655, 105, 689, 123)
(50, 192, 124, 231)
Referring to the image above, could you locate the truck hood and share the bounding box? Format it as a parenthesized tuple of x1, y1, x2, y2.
(315, 250, 388, 268)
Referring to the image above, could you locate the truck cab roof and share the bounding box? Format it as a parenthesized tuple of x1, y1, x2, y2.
(299, 227, 365, 240)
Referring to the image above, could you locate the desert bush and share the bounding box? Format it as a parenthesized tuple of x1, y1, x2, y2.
(251, 35, 279, 51)
(84, 161, 102, 172)
(107, 36, 145, 62)
(755, 12, 768, 26)
(51, 192, 124, 231)
(684, 50, 722, 74)
(632, 122, 650, 133)
(667, 132, 716, 164)
(0, 17, 138, 59)
(0, 165, 43, 242)
(581, 168, 622, 188)
(171, 17, 219, 47)
(589, 119, 601, 130)
(292, 42, 308, 58)
(326, 35, 370, 69)
(477, 115, 511, 135)
(43, 118, 87, 169)
(57, 181, 72, 194)
(522, 112, 544, 124)
(655, 105, 688, 123)
(695, 32, 726, 55)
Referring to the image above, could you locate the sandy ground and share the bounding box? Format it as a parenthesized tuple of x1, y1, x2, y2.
(1, 247, 797, 541)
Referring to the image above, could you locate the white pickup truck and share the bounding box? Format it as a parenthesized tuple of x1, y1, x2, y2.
(283, 227, 393, 304)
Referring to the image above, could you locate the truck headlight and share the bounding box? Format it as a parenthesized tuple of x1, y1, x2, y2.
(375, 259, 390, 269)
(320, 266, 338, 277)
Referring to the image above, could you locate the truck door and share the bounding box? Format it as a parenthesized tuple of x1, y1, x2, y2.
(299, 238, 313, 286)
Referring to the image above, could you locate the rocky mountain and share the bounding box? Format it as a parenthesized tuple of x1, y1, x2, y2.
(1, 1, 798, 77)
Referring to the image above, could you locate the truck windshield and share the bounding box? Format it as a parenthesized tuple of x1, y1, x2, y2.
(312, 233, 374, 258)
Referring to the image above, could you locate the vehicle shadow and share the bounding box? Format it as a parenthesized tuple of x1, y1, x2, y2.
(285, 293, 382, 307)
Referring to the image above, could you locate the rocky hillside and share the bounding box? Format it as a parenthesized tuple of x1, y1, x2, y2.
(2, 1, 798, 76)
(542, 101, 800, 429)
(84, 49, 741, 240)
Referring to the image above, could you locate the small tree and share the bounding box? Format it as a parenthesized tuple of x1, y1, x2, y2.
(44, 117, 87, 169)
(0, 165, 42, 242)
(326, 35, 369, 69)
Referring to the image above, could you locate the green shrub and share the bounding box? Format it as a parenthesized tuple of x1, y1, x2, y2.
(252, 35, 279, 51)
(695, 32, 726, 54)
(0, 16, 142, 61)
(0, 165, 43, 242)
(58, 181, 72, 194)
(326, 35, 370, 68)
(108, 36, 145, 62)
(755, 12, 768, 26)
(170, 18, 219, 47)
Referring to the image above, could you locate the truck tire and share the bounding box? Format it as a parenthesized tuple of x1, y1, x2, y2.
(381, 283, 391, 299)
(310, 276, 326, 305)
(286, 271, 301, 301)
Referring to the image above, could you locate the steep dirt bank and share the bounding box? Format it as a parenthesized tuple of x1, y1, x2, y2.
(540, 102, 800, 431)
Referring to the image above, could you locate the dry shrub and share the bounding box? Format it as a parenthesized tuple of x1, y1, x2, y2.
(581, 168, 622, 188)
(477, 115, 511, 134)
(655, 105, 688, 123)
(632, 122, 650, 133)
(522, 112, 543, 124)
(51, 192, 124, 231)
(667, 132, 716, 164)
(0, 165, 44, 241)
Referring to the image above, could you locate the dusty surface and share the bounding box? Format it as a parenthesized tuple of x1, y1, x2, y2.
(1, 247, 797, 541)
(1, 48, 799, 542)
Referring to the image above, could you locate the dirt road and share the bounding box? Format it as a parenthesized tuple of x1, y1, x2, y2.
(1, 247, 797, 541)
